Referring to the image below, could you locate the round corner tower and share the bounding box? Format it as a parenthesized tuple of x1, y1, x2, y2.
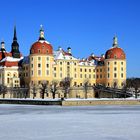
(104, 36, 126, 88)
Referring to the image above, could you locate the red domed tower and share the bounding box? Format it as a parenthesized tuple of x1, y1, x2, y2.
(29, 26, 54, 90)
(105, 36, 126, 60)
(105, 36, 126, 88)
(30, 25, 53, 55)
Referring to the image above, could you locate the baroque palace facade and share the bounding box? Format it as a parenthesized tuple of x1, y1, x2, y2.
(0, 26, 126, 98)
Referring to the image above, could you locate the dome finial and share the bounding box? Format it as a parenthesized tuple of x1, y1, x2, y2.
(1, 39, 6, 52)
(39, 24, 45, 41)
(113, 35, 118, 47)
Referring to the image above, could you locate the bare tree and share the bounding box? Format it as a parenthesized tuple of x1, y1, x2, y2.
(113, 80, 118, 89)
(32, 84, 37, 99)
(40, 81, 48, 99)
(121, 82, 127, 98)
(61, 77, 71, 98)
(84, 80, 89, 99)
(0, 85, 7, 98)
(50, 81, 58, 99)
(126, 78, 140, 98)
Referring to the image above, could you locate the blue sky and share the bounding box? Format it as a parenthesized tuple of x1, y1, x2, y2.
(0, 0, 140, 77)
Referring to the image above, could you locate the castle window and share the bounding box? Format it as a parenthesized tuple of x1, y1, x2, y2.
(74, 68, 76, 72)
(46, 50, 49, 54)
(80, 68, 82, 72)
(31, 64, 33, 68)
(46, 70, 49, 75)
(114, 55, 117, 59)
(89, 69, 91, 72)
(46, 64, 49, 68)
(74, 62, 76, 65)
(74, 82, 77, 86)
(121, 82, 124, 86)
(114, 67, 117, 71)
(93, 69, 95, 72)
(85, 74, 87, 78)
(108, 67, 110, 72)
(121, 62, 124, 65)
(85, 69, 87, 72)
(60, 73, 62, 78)
(13, 73, 17, 78)
(7, 78, 10, 84)
(7, 73, 11, 76)
(60, 67, 62, 71)
(67, 66, 70, 71)
(114, 73, 117, 78)
(31, 71, 33, 76)
(38, 63, 41, 68)
(89, 74, 91, 78)
(96, 69, 99, 72)
(60, 62, 62, 65)
(38, 57, 41, 60)
(100, 74, 102, 78)
(46, 57, 49, 61)
(38, 49, 41, 53)
(26, 73, 28, 77)
(74, 74, 77, 78)
(80, 74, 82, 78)
(100, 69, 102, 72)
(54, 73, 56, 77)
(38, 70, 41, 76)
(54, 67, 56, 71)
(108, 73, 110, 78)
(114, 61, 117, 65)
(67, 62, 70, 65)
(121, 67, 123, 71)
(121, 73, 124, 78)
(108, 62, 110, 65)
(93, 74, 95, 78)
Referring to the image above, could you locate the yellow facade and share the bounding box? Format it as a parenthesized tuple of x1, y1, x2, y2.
(29, 54, 54, 85)
(23, 30, 126, 91)
(104, 59, 126, 88)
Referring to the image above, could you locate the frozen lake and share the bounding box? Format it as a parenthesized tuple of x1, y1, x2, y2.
(0, 105, 140, 140)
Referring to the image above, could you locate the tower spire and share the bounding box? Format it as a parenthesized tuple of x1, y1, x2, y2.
(11, 26, 20, 58)
(13, 25, 17, 41)
(39, 25, 45, 41)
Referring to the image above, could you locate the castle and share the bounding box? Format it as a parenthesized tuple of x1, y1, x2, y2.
(0, 26, 126, 98)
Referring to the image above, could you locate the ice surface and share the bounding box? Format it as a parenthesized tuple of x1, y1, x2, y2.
(0, 105, 140, 140)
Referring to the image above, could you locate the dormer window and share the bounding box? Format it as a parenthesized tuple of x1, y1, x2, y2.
(38, 49, 41, 53)
(31, 49, 34, 54)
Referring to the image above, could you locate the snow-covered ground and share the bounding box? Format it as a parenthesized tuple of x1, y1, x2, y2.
(0, 105, 140, 140)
